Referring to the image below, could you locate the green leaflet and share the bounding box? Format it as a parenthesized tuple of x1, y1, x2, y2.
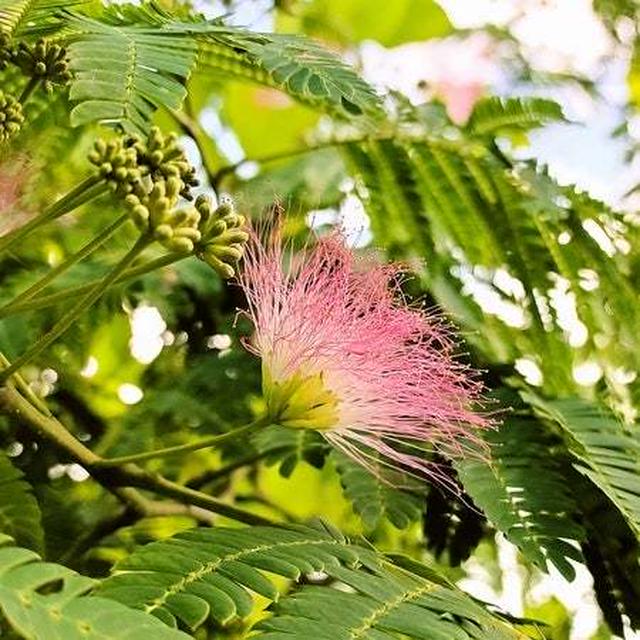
(467, 97, 566, 137)
(254, 423, 328, 477)
(96, 523, 527, 638)
(0, 535, 189, 640)
(332, 451, 424, 530)
(256, 560, 528, 640)
(343, 120, 639, 391)
(7, 2, 381, 132)
(198, 31, 384, 119)
(0, 451, 43, 553)
(68, 16, 197, 134)
(524, 393, 640, 538)
(456, 400, 585, 581)
(0, 0, 83, 38)
(97, 523, 362, 629)
(64, 7, 382, 131)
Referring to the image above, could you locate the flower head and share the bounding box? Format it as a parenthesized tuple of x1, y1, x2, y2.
(238, 223, 491, 486)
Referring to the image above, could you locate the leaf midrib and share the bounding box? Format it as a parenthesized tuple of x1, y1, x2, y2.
(348, 582, 435, 639)
(143, 537, 342, 613)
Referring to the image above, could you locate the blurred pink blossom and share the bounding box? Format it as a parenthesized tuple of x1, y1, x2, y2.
(0, 156, 29, 235)
(425, 34, 495, 123)
(238, 223, 491, 486)
(361, 32, 499, 124)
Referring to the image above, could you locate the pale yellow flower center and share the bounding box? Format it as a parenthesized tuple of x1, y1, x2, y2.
(263, 365, 339, 431)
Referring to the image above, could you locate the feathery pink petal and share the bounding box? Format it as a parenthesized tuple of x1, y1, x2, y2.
(238, 222, 491, 486)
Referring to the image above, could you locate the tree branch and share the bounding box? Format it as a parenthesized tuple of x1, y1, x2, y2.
(0, 253, 186, 319)
(93, 419, 268, 467)
(0, 383, 275, 527)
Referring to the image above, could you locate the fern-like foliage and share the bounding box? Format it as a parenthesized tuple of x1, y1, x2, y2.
(67, 15, 197, 134)
(254, 423, 328, 477)
(96, 523, 360, 629)
(96, 523, 526, 637)
(194, 27, 383, 119)
(256, 560, 528, 640)
(524, 393, 640, 538)
(467, 97, 566, 137)
(0, 535, 189, 639)
(332, 451, 424, 530)
(343, 115, 640, 394)
(62, 3, 381, 132)
(236, 33, 383, 119)
(455, 395, 585, 581)
(0, 452, 43, 553)
(0, 0, 82, 38)
(2, 1, 381, 133)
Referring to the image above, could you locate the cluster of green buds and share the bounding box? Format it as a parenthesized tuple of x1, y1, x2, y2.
(124, 127, 199, 200)
(0, 32, 11, 71)
(10, 39, 72, 92)
(124, 177, 202, 253)
(89, 127, 248, 278)
(89, 127, 200, 199)
(194, 196, 249, 279)
(0, 90, 24, 141)
(88, 138, 141, 196)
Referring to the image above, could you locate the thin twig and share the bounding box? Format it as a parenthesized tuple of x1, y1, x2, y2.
(0, 214, 129, 316)
(93, 419, 267, 467)
(0, 384, 275, 527)
(210, 135, 392, 190)
(0, 253, 186, 319)
(0, 235, 151, 382)
(187, 449, 276, 489)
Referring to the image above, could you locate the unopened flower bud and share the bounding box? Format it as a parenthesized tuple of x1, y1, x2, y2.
(216, 202, 234, 218)
(166, 237, 195, 253)
(173, 226, 201, 242)
(193, 195, 248, 277)
(210, 228, 249, 246)
(207, 219, 227, 236)
(165, 176, 182, 199)
(131, 126, 199, 199)
(0, 32, 12, 71)
(150, 150, 163, 164)
(208, 244, 243, 262)
(203, 250, 236, 279)
(130, 205, 149, 228)
(223, 214, 244, 230)
(11, 39, 72, 90)
(89, 136, 140, 196)
(154, 224, 173, 240)
(194, 194, 212, 222)
(0, 91, 24, 142)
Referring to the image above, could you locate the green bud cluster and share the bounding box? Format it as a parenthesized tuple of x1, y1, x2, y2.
(90, 127, 199, 201)
(88, 128, 246, 277)
(11, 39, 72, 91)
(194, 196, 249, 279)
(124, 127, 199, 200)
(0, 32, 11, 71)
(0, 90, 24, 141)
(88, 138, 141, 196)
(124, 177, 202, 253)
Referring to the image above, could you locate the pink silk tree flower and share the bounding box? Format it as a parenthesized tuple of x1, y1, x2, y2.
(238, 225, 491, 486)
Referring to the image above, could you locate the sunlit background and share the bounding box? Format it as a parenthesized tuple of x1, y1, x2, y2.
(74, 2, 640, 637)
